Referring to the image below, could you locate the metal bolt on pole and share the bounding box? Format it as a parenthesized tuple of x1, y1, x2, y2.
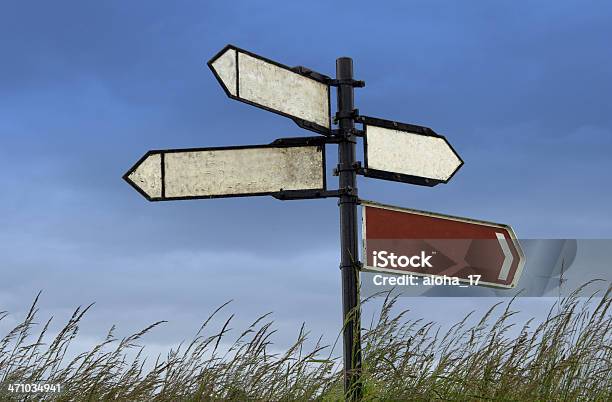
(336, 57, 362, 401)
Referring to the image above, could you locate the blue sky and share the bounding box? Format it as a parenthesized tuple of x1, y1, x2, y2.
(1, 1, 611, 355)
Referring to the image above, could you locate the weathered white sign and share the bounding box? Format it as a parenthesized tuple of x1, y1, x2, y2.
(124, 143, 326, 201)
(360, 116, 463, 186)
(208, 45, 331, 133)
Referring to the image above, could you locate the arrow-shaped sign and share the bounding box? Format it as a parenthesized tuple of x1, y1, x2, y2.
(358, 116, 463, 186)
(362, 200, 526, 289)
(124, 140, 327, 201)
(208, 45, 331, 134)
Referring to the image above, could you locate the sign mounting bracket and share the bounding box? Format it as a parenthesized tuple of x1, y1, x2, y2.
(328, 78, 366, 88)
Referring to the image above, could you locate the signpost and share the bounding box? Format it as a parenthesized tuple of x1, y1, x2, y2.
(362, 201, 525, 288)
(357, 116, 463, 186)
(208, 45, 331, 134)
(124, 43, 523, 400)
(335, 58, 361, 397)
(123, 139, 327, 201)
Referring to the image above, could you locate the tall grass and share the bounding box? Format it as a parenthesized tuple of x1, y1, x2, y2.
(0, 282, 610, 401)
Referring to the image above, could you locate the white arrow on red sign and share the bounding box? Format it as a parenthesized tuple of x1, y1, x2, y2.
(362, 200, 525, 289)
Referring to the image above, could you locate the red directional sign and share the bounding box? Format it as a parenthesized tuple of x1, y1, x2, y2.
(362, 201, 525, 289)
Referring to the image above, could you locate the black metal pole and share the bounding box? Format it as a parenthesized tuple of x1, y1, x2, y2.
(336, 57, 362, 400)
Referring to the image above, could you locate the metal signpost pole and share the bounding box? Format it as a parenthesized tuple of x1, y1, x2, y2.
(336, 57, 362, 400)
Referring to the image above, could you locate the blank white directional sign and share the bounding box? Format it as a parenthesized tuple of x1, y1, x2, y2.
(208, 45, 331, 133)
(124, 142, 326, 201)
(360, 116, 463, 187)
